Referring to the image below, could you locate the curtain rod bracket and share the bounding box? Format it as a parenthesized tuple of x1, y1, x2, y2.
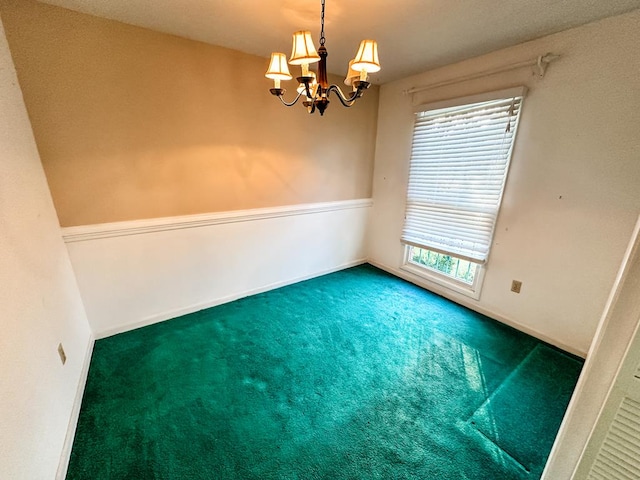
(536, 53, 560, 77)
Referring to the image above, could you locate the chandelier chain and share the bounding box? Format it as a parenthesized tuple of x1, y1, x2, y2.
(319, 0, 326, 46)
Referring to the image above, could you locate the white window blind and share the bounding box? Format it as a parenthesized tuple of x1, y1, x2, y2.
(402, 90, 524, 264)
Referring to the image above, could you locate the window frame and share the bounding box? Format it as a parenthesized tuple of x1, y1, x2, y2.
(401, 246, 486, 300)
(400, 87, 526, 299)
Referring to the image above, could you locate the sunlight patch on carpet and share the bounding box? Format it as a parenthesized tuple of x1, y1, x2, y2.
(468, 344, 583, 473)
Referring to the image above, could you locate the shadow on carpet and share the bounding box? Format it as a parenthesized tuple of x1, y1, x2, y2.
(67, 264, 583, 479)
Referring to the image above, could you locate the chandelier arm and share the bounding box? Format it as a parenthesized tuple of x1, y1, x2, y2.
(277, 91, 304, 107)
(326, 84, 360, 107)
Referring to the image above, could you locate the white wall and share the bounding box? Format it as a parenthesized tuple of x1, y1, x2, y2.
(543, 216, 640, 478)
(0, 16, 92, 480)
(63, 200, 371, 338)
(367, 10, 640, 356)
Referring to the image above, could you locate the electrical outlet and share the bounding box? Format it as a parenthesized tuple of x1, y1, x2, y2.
(511, 280, 522, 294)
(57, 343, 67, 365)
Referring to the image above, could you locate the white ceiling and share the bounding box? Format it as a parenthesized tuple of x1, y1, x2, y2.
(39, 0, 640, 83)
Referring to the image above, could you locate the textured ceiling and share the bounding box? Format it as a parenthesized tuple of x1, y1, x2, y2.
(39, 0, 640, 83)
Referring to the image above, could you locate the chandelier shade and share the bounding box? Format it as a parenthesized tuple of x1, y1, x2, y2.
(265, 53, 292, 80)
(344, 60, 360, 87)
(289, 31, 321, 66)
(352, 40, 381, 73)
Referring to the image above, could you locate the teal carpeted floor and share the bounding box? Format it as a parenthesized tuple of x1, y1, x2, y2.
(67, 264, 583, 479)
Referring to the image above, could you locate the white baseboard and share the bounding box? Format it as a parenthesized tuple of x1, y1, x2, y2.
(56, 334, 95, 480)
(96, 258, 367, 339)
(95, 255, 586, 357)
(368, 259, 586, 358)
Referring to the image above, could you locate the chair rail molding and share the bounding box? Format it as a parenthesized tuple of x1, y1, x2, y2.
(62, 198, 373, 243)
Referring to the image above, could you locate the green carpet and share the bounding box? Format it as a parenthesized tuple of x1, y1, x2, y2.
(67, 264, 582, 479)
(469, 344, 582, 474)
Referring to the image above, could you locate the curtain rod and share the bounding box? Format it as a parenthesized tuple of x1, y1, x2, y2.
(403, 53, 560, 96)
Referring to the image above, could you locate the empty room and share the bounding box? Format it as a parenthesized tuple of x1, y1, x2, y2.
(1, 0, 640, 478)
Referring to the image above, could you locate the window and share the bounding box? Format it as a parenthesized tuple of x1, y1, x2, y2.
(401, 87, 525, 298)
(407, 246, 478, 285)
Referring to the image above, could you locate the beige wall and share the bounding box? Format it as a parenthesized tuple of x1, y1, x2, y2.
(0, 0, 378, 227)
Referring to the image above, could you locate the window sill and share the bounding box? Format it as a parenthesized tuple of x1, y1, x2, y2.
(400, 262, 484, 300)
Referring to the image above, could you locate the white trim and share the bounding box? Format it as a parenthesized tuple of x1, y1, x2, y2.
(369, 259, 586, 358)
(95, 258, 367, 339)
(62, 198, 373, 243)
(401, 245, 485, 300)
(574, 319, 640, 479)
(401, 263, 483, 300)
(56, 334, 95, 480)
(413, 86, 527, 113)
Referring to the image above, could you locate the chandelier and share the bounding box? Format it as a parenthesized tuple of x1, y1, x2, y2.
(264, 0, 380, 116)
